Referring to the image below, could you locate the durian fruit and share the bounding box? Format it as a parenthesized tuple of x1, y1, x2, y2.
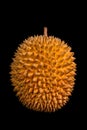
(10, 27, 76, 112)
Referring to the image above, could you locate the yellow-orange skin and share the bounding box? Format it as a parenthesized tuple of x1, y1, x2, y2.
(10, 36, 76, 112)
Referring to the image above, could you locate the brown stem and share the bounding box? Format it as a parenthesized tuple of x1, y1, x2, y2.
(44, 27, 47, 36)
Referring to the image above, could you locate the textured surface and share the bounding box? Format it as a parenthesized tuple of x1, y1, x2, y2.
(10, 36, 76, 112)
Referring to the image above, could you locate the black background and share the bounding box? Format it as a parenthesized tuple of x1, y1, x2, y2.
(1, 1, 84, 128)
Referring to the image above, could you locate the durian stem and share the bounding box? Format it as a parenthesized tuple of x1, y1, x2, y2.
(44, 27, 47, 36)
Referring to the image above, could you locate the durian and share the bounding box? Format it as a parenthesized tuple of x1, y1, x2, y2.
(10, 27, 76, 112)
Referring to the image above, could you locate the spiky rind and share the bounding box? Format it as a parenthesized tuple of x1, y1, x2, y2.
(10, 36, 76, 112)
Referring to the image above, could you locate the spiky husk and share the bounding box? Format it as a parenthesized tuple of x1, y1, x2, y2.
(10, 36, 76, 112)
